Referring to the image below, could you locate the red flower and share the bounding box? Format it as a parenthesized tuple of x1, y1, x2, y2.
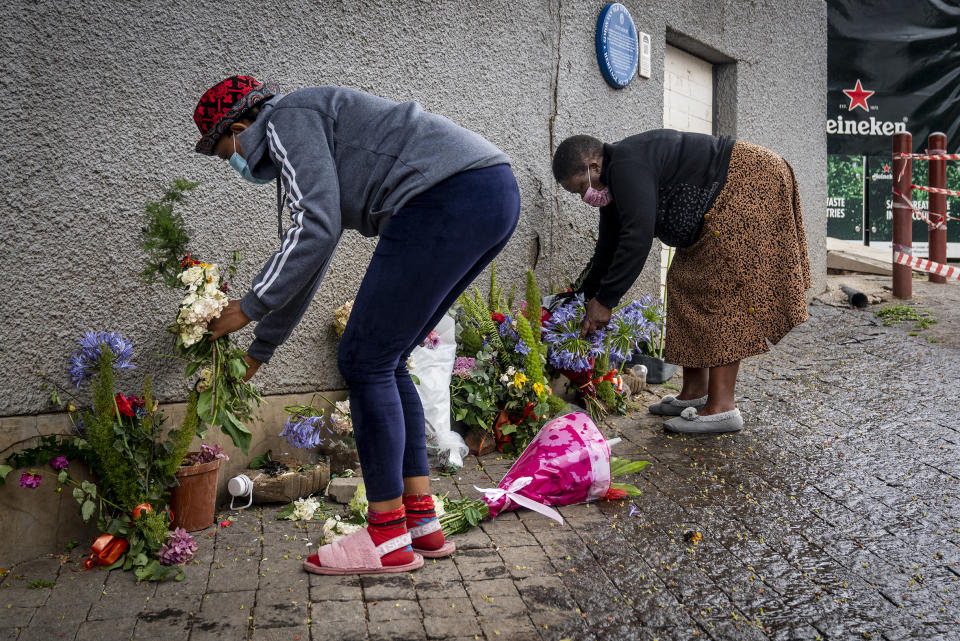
(491, 312, 506, 323)
(604, 487, 629, 500)
(132, 503, 153, 520)
(115, 393, 134, 417)
(540, 307, 552, 324)
(179, 252, 201, 269)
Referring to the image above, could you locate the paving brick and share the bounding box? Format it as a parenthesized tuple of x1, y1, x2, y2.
(367, 616, 426, 641)
(361, 574, 415, 601)
(422, 614, 481, 639)
(76, 618, 137, 641)
(309, 575, 363, 601)
(366, 598, 420, 621)
(310, 600, 366, 623)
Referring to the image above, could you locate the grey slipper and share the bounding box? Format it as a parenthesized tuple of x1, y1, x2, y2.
(649, 395, 707, 416)
(663, 407, 744, 434)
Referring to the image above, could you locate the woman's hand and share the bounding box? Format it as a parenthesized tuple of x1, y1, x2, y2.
(580, 297, 612, 337)
(241, 354, 261, 382)
(208, 300, 251, 341)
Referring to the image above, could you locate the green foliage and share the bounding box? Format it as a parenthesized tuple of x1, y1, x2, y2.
(164, 391, 198, 479)
(525, 270, 543, 343)
(348, 483, 368, 520)
(2, 435, 87, 474)
(546, 393, 567, 415)
(0, 464, 11, 485)
(488, 262, 501, 313)
(437, 495, 490, 536)
(27, 579, 56, 589)
(460, 326, 482, 357)
(610, 457, 651, 477)
(85, 352, 140, 510)
(876, 303, 937, 330)
(516, 313, 546, 398)
(179, 338, 259, 455)
(132, 510, 171, 552)
(138, 179, 200, 289)
(450, 345, 499, 431)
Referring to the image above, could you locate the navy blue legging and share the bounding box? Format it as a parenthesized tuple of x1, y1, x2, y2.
(337, 164, 520, 502)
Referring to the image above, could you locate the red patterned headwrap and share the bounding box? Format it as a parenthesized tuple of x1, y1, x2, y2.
(193, 75, 280, 155)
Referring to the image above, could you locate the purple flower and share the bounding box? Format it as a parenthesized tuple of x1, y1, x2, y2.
(49, 456, 69, 471)
(279, 415, 325, 449)
(69, 331, 135, 387)
(157, 528, 198, 566)
(514, 338, 531, 356)
(19, 472, 42, 489)
(629, 504, 640, 517)
(497, 315, 519, 342)
(452, 357, 476, 379)
(186, 443, 230, 465)
(421, 331, 441, 350)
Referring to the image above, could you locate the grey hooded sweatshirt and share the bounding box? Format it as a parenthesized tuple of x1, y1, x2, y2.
(235, 86, 510, 363)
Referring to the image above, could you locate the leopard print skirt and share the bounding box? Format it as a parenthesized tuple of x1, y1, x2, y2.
(663, 141, 812, 368)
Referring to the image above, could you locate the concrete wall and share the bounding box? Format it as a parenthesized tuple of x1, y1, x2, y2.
(0, 0, 826, 562)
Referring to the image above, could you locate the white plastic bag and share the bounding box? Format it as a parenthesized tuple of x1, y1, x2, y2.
(409, 314, 468, 470)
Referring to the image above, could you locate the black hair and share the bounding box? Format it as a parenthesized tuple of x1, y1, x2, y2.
(552, 135, 604, 181)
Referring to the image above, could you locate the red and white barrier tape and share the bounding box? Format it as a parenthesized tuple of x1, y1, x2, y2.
(892, 189, 955, 230)
(911, 183, 960, 197)
(894, 251, 960, 280)
(893, 153, 960, 161)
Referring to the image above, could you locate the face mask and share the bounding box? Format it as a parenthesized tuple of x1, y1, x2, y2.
(229, 134, 273, 184)
(582, 167, 612, 207)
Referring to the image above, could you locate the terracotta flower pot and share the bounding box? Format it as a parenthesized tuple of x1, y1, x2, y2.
(170, 455, 221, 532)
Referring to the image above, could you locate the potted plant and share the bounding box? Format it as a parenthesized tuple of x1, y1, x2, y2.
(170, 443, 228, 531)
(2, 332, 202, 581)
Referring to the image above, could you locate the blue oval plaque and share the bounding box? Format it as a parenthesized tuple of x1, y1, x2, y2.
(595, 3, 639, 88)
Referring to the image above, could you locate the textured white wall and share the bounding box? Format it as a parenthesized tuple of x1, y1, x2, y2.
(0, 0, 827, 416)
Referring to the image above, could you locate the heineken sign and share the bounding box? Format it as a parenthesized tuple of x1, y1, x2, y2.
(826, 0, 960, 254)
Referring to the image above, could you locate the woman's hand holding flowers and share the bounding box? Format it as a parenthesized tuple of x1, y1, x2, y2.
(208, 300, 251, 340)
(580, 298, 612, 337)
(240, 354, 261, 382)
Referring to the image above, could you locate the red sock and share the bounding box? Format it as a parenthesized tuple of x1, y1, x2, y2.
(367, 506, 415, 567)
(403, 494, 446, 551)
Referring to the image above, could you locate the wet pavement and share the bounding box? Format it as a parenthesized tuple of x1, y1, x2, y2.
(2, 294, 959, 641)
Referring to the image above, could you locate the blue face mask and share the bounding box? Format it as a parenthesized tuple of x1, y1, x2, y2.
(229, 133, 272, 184)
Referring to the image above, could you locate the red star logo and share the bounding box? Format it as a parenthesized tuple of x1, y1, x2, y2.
(843, 79, 875, 112)
(883, 164, 890, 173)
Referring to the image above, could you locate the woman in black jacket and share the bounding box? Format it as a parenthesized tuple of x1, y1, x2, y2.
(553, 130, 811, 434)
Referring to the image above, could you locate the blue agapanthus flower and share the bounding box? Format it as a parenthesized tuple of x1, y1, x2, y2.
(69, 331, 135, 387)
(542, 295, 595, 372)
(497, 315, 519, 342)
(279, 415, 327, 450)
(514, 338, 531, 356)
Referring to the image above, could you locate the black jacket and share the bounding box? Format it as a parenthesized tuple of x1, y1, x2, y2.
(577, 129, 734, 308)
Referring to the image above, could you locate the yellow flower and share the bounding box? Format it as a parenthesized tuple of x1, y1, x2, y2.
(533, 381, 545, 397)
(512, 371, 528, 389)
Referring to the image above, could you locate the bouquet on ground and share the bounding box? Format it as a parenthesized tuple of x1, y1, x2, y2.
(139, 179, 261, 454)
(542, 294, 660, 421)
(279, 394, 355, 453)
(438, 412, 650, 534)
(452, 266, 566, 453)
(3, 332, 200, 581)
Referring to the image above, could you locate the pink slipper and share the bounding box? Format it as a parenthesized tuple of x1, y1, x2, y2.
(303, 528, 424, 575)
(408, 520, 456, 558)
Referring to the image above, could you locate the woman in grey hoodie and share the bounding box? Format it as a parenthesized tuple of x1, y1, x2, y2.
(195, 76, 519, 575)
